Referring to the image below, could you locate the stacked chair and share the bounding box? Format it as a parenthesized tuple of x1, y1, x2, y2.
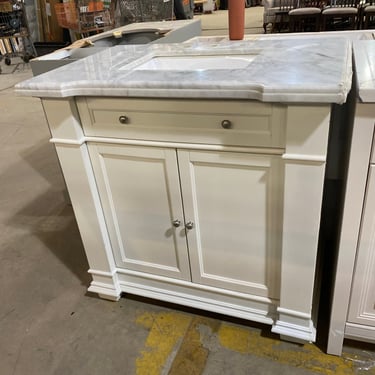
(321, 0, 360, 30)
(264, 0, 375, 31)
(289, 0, 324, 32)
(271, 0, 297, 32)
(361, 0, 375, 28)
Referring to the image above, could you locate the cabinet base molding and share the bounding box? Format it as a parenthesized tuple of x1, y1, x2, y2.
(86, 268, 317, 342)
(118, 278, 275, 325)
(345, 322, 375, 343)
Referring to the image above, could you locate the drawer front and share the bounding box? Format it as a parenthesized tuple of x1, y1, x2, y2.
(77, 97, 286, 148)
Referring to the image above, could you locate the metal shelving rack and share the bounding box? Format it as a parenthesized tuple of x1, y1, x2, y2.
(0, 0, 36, 73)
(54, 0, 115, 38)
(118, 0, 174, 24)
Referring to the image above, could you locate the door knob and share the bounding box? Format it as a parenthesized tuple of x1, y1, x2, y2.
(172, 219, 181, 228)
(185, 221, 194, 230)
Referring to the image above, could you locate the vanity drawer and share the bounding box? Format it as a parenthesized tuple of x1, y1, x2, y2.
(77, 97, 286, 148)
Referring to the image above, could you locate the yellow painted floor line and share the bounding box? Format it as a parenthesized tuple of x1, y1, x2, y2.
(135, 311, 192, 375)
(218, 323, 355, 375)
(168, 316, 221, 375)
(136, 310, 375, 375)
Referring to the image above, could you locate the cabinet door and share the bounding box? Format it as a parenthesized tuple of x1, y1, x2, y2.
(347, 165, 375, 327)
(88, 143, 191, 281)
(178, 150, 283, 299)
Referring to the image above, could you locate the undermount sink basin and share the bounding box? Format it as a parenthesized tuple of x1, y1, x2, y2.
(131, 55, 257, 71)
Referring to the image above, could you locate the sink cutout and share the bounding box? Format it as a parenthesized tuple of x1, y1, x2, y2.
(130, 55, 256, 71)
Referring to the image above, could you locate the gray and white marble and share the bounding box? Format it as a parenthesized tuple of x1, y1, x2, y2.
(16, 37, 353, 104)
(353, 40, 375, 103)
(185, 30, 375, 46)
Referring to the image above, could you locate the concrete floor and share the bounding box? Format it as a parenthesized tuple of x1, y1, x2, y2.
(1, 33, 375, 375)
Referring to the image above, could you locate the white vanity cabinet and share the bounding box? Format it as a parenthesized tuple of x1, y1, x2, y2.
(327, 103, 375, 355)
(327, 104, 375, 355)
(40, 94, 333, 343)
(14, 34, 355, 345)
(327, 40, 375, 355)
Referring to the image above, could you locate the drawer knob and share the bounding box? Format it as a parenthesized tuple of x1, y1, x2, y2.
(119, 115, 129, 124)
(185, 221, 194, 230)
(221, 120, 232, 129)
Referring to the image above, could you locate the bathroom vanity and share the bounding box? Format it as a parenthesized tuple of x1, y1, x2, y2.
(327, 40, 375, 355)
(16, 37, 353, 343)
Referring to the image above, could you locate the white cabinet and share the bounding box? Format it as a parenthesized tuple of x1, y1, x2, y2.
(41, 96, 333, 343)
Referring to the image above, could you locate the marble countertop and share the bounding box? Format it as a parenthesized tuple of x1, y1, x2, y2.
(353, 40, 375, 103)
(16, 37, 353, 104)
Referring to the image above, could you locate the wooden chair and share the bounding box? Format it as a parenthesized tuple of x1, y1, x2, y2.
(271, 0, 297, 32)
(289, 0, 324, 32)
(361, 0, 375, 28)
(321, 0, 360, 31)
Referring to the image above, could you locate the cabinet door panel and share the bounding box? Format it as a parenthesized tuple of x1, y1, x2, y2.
(348, 165, 375, 326)
(178, 150, 283, 298)
(88, 143, 191, 280)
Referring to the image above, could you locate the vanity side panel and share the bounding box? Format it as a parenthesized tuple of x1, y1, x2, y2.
(42, 98, 121, 300)
(272, 105, 331, 342)
(327, 103, 375, 355)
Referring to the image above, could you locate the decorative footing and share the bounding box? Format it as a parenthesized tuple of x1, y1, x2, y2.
(272, 319, 316, 343)
(87, 269, 121, 301)
(271, 307, 316, 343)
